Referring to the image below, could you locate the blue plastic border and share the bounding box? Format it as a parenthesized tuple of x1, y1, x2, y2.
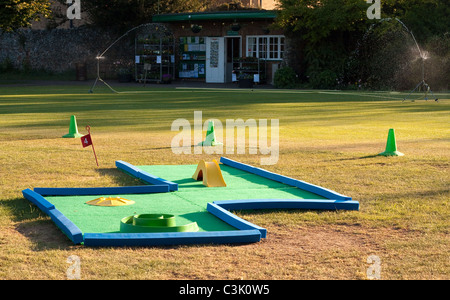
(220, 157, 353, 201)
(23, 188, 55, 213)
(115, 160, 178, 191)
(207, 203, 267, 238)
(34, 185, 169, 196)
(22, 189, 83, 244)
(83, 230, 261, 247)
(213, 199, 359, 212)
(22, 157, 359, 247)
(47, 208, 84, 244)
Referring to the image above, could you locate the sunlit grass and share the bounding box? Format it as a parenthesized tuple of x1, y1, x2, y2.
(0, 84, 448, 279)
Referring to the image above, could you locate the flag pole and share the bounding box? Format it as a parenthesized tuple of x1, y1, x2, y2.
(86, 126, 99, 167)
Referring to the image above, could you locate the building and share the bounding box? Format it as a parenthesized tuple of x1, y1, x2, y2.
(150, 9, 285, 85)
(26, 0, 285, 84)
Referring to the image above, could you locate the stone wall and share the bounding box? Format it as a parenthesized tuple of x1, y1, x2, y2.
(0, 27, 130, 79)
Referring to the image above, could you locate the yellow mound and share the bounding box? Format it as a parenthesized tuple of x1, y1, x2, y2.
(86, 197, 135, 207)
(192, 159, 226, 187)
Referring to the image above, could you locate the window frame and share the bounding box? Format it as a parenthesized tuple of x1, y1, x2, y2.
(246, 35, 285, 61)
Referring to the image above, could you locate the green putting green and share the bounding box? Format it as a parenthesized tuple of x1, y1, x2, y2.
(47, 164, 325, 234)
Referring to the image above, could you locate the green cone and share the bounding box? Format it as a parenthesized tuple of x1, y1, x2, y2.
(62, 115, 83, 138)
(378, 128, 404, 156)
(199, 120, 223, 146)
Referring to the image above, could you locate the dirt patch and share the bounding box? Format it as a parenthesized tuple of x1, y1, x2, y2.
(220, 224, 414, 280)
(2, 220, 441, 280)
(265, 225, 391, 253)
(155, 224, 414, 280)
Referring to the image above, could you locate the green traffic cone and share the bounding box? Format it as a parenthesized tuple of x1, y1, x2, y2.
(199, 121, 222, 146)
(62, 115, 83, 138)
(378, 128, 404, 156)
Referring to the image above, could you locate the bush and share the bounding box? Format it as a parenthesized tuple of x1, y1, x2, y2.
(274, 66, 298, 89)
(423, 34, 450, 91)
(309, 70, 338, 89)
(0, 57, 15, 72)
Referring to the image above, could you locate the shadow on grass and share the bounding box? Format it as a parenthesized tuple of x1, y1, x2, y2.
(3, 197, 74, 250)
(328, 154, 380, 161)
(95, 167, 147, 186)
(15, 219, 74, 250)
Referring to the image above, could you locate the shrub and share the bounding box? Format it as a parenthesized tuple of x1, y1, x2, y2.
(274, 66, 297, 89)
(309, 70, 338, 89)
(0, 57, 15, 72)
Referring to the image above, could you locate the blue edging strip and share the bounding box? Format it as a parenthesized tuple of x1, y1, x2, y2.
(214, 199, 360, 212)
(22, 189, 83, 244)
(34, 185, 169, 196)
(83, 230, 261, 247)
(22, 188, 55, 213)
(22, 187, 266, 247)
(207, 203, 267, 238)
(220, 157, 353, 201)
(115, 160, 178, 191)
(47, 208, 84, 244)
(21, 158, 359, 247)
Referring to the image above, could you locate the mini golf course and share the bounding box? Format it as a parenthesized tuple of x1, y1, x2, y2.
(22, 157, 359, 247)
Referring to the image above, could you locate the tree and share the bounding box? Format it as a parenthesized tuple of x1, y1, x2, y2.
(275, 0, 450, 89)
(276, 0, 368, 44)
(0, 0, 51, 32)
(83, 0, 208, 32)
(275, 0, 369, 88)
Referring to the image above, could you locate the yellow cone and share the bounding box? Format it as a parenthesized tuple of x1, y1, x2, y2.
(86, 197, 135, 207)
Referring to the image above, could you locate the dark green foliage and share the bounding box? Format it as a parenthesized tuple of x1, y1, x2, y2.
(309, 70, 338, 89)
(0, 57, 14, 72)
(276, 0, 450, 90)
(82, 0, 208, 32)
(274, 66, 298, 89)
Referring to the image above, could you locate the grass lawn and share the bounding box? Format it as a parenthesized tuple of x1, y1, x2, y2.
(0, 83, 448, 280)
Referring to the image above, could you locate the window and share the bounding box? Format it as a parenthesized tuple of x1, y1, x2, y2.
(258, 37, 267, 59)
(247, 37, 257, 58)
(246, 35, 285, 60)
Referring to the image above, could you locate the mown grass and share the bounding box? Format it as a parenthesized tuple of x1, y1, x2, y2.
(0, 83, 449, 280)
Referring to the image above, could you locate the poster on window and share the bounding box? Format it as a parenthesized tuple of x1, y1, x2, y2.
(199, 63, 205, 75)
(210, 40, 219, 68)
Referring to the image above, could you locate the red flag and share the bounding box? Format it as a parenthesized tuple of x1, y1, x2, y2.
(81, 134, 92, 148)
(81, 125, 99, 167)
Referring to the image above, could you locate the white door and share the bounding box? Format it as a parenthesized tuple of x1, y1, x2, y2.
(206, 37, 225, 83)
